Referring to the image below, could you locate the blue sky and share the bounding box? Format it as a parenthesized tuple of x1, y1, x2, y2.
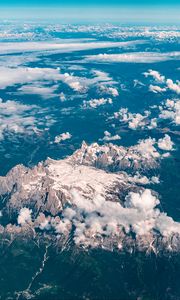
(0, 0, 179, 22)
(0, 0, 180, 5)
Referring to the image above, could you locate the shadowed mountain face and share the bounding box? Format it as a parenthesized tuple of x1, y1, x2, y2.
(0, 21, 179, 299)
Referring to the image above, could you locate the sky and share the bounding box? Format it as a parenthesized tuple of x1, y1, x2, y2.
(0, 0, 180, 5)
(0, 0, 179, 23)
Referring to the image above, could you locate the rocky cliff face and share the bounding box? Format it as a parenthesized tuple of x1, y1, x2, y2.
(69, 141, 160, 173)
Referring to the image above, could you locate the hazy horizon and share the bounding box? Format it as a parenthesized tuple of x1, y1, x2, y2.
(0, 6, 179, 23)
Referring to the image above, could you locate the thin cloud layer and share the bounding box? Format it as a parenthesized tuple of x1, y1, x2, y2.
(85, 52, 180, 63)
(0, 40, 145, 55)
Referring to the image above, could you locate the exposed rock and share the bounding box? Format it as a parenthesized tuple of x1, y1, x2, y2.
(0, 142, 179, 254)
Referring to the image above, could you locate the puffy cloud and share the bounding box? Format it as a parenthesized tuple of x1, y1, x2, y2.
(84, 51, 180, 63)
(125, 189, 159, 212)
(157, 134, 174, 151)
(149, 85, 166, 93)
(99, 85, 119, 97)
(143, 70, 180, 95)
(54, 132, 72, 143)
(83, 98, 112, 109)
(0, 67, 58, 89)
(55, 219, 72, 235)
(99, 131, 121, 142)
(114, 108, 157, 130)
(18, 208, 32, 226)
(144, 69, 165, 83)
(155, 214, 180, 237)
(53, 188, 180, 246)
(136, 137, 160, 159)
(159, 98, 180, 125)
(166, 79, 180, 94)
(39, 219, 51, 231)
(128, 173, 160, 185)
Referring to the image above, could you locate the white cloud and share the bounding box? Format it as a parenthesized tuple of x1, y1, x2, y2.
(128, 173, 160, 185)
(159, 98, 180, 125)
(114, 108, 156, 130)
(143, 70, 180, 95)
(136, 137, 160, 160)
(99, 85, 119, 97)
(157, 134, 174, 151)
(144, 69, 165, 83)
(99, 131, 121, 142)
(54, 188, 180, 246)
(0, 67, 59, 89)
(103, 27, 180, 41)
(125, 189, 159, 212)
(18, 208, 32, 226)
(54, 132, 72, 143)
(0, 40, 144, 55)
(39, 219, 51, 231)
(0, 66, 113, 93)
(166, 79, 180, 94)
(17, 84, 59, 99)
(0, 98, 40, 140)
(149, 85, 166, 93)
(83, 98, 112, 109)
(84, 51, 180, 63)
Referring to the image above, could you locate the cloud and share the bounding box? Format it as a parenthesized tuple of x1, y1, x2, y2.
(166, 79, 180, 94)
(114, 108, 157, 130)
(144, 69, 165, 83)
(143, 70, 180, 95)
(84, 51, 180, 63)
(0, 67, 114, 93)
(54, 132, 72, 143)
(18, 208, 32, 226)
(149, 85, 166, 93)
(159, 98, 180, 125)
(83, 98, 112, 109)
(17, 84, 59, 99)
(157, 134, 174, 151)
(99, 131, 121, 142)
(0, 40, 144, 55)
(99, 85, 119, 97)
(59, 92, 66, 102)
(54, 188, 180, 246)
(39, 219, 51, 231)
(133, 79, 145, 87)
(0, 67, 60, 90)
(128, 173, 160, 185)
(0, 98, 40, 140)
(125, 189, 159, 212)
(103, 26, 180, 41)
